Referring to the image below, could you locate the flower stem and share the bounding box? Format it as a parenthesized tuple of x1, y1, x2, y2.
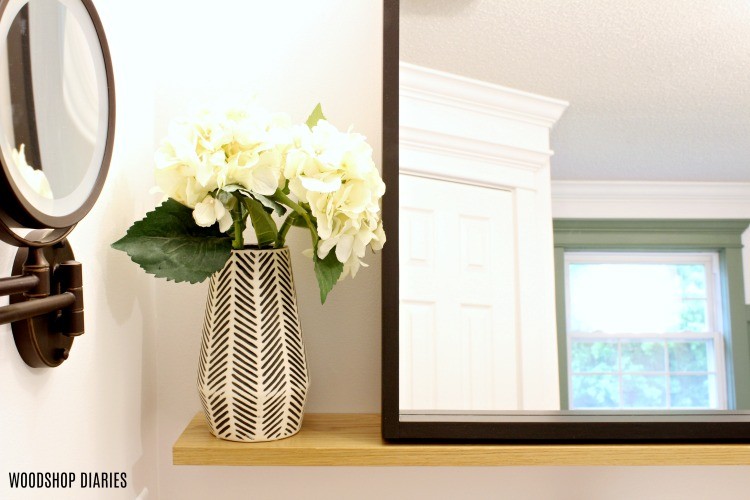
(273, 190, 318, 248)
(232, 204, 244, 250)
(276, 213, 297, 248)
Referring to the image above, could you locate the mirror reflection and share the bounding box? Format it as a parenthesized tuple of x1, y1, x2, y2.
(565, 253, 726, 410)
(398, 1, 750, 416)
(1, 0, 107, 216)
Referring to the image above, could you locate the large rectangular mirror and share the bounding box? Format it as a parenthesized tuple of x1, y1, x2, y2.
(382, 0, 750, 441)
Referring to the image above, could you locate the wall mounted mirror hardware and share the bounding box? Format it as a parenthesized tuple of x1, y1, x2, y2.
(0, 231, 84, 367)
(382, 0, 750, 442)
(0, 0, 115, 367)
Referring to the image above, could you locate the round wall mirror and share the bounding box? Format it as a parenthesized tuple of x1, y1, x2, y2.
(0, 0, 114, 241)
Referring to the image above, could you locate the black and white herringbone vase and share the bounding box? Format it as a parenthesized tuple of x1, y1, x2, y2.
(197, 247, 310, 442)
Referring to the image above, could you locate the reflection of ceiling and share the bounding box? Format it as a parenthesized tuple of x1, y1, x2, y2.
(400, 0, 750, 181)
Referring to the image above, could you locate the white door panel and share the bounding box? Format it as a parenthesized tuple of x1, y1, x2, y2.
(399, 174, 519, 410)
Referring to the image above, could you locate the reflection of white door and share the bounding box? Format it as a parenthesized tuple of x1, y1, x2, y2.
(399, 63, 566, 413)
(400, 174, 518, 411)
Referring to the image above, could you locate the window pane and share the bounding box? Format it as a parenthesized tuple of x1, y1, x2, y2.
(571, 375, 619, 409)
(670, 375, 714, 408)
(568, 263, 708, 333)
(622, 375, 667, 408)
(621, 341, 665, 372)
(570, 341, 618, 373)
(678, 300, 709, 332)
(668, 341, 712, 372)
(677, 265, 707, 298)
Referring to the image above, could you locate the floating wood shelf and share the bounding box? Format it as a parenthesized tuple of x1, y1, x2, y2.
(173, 413, 750, 466)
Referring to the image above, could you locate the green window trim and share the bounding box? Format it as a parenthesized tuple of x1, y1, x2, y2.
(553, 219, 750, 410)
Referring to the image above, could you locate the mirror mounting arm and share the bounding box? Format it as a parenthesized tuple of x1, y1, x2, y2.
(0, 240, 85, 365)
(0, 273, 39, 296)
(0, 290, 75, 326)
(0, 248, 83, 335)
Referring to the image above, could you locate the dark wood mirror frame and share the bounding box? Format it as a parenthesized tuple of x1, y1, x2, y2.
(380, 0, 750, 442)
(0, 0, 115, 367)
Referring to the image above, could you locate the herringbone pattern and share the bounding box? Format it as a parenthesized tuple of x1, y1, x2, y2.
(197, 247, 309, 442)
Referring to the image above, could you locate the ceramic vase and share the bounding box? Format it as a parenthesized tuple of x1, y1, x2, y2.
(197, 247, 310, 442)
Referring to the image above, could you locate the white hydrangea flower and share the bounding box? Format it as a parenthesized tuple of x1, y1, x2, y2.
(285, 120, 386, 279)
(154, 118, 218, 207)
(151, 102, 386, 285)
(154, 101, 288, 210)
(226, 148, 283, 196)
(193, 194, 233, 232)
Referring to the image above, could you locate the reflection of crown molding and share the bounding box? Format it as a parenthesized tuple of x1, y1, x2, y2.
(399, 126, 553, 191)
(400, 62, 569, 129)
(551, 181, 750, 219)
(400, 126, 553, 171)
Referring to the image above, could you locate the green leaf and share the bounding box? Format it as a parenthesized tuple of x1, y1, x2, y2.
(221, 184, 255, 202)
(221, 184, 245, 193)
(314, 250, 344, 304)
(254, 193, 287, 216)
(220, 184, 286, 216)
(214, 188, 236, 207)
(244, 198, 278, 248)
(291, 214, 309, 228)
(305, 103, 326, 129)
(111, 199, 232, 283)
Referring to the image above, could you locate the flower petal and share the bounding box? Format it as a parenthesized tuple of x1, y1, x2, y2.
(371, 222, 386, 251)
(251, 164, 282, 195)
(300, 175, 341, 193)
(335, 234, 354, 264)
(317, 236, 338, 259)
(217, 207, 233, 233)
(193, 197, 218, 227)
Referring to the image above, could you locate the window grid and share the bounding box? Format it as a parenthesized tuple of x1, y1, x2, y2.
(564, 252, 727, 411)
(569, 337, 721, 410)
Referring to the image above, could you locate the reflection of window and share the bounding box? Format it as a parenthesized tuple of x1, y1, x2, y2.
(565, 253, 726, 410)
(553, 219, 750, 411)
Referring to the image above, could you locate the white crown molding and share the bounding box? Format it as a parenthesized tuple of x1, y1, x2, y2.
(398, 64, 564, 191)
(551, 181, 750, 219)
(400, 62, 569, 129)
(552, 180, 750, 303)
(399, 126, 552, 191)
(400, 126, 553, 171)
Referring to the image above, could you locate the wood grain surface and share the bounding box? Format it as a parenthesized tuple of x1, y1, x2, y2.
(173, 413, 750, 466)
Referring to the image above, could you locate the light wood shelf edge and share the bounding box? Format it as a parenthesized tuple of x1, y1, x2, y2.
(173, 413, 750, 466)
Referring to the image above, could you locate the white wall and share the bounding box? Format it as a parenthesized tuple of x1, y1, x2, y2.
(4, 2, 750, 500)
(0, 1, 158, 498)
(150, 1, 385, 498)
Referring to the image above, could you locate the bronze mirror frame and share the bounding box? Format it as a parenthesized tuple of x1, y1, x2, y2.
(381, 0, 750, 442)
(0, 0, 115, 238)
(0, 0, 115, 367)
